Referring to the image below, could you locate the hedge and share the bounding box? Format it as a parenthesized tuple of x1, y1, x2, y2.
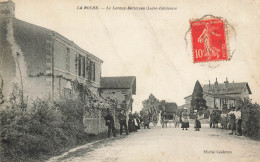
(241, 99, 260, 139)
(0, 92, 107, 162)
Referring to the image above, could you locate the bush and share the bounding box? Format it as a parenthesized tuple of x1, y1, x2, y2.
(0, 83, 111, 161)
(1, 98, 66, 161)
(1, 95, 92, 161)
(241, 99, 260, 139)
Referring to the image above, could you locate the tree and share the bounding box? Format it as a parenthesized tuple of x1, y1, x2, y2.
(191, 80, 207, 113)
(142, 94, 161, 114)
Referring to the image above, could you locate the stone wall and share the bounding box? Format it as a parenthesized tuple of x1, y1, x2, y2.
(83, 109, 107, 134)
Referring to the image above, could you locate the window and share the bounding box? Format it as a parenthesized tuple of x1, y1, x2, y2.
(85, 57, 88, 79)
(78, 55, 82, 76)
(82, 56, 85, 78)
(90, 61, 95, 81)
(66, 48, 70, 72)
(75, 54, 78, 75)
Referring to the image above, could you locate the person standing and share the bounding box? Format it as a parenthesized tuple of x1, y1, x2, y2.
(228, 107, 236, 135)
(220, 112, 228, 129)
(174, 114, 179, 128)
(128, 112, 137, 132)
(235, 107, 242, 136)
(104, 108, 116, 138)
(133, 111, 141, 129)
(194, 110, 203, 131)
(181, 108, 190, 130)
(118, 110, 129, 135)
(143, 111, 150, 129)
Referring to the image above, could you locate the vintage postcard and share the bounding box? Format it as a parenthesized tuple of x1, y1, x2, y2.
(0, 0, 260, 161)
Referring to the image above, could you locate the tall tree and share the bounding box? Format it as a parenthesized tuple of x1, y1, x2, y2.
(191, 80, 207, 113)
(142, 94, 161, 114)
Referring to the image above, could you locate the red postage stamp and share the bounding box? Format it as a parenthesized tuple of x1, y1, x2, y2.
(190, 18, 228, 63)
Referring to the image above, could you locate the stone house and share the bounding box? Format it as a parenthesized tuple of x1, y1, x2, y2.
(0, 0, 102, 103)
(203, 78, 252, 110)
(100, 76, 136, 127)
(183, 95, 192, 113)
(184, 78, 252, 111)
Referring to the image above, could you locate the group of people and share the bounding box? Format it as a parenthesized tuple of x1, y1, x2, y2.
(209, 106, 242, 136)
(180, 108, 204, 131)
(104, 109, 142, 138)
(219, 107, 242, 136)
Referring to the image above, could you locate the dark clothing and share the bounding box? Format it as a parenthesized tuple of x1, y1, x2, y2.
(133, 113, 141, 129)
(181, 112, 189, 129)
(118, 112, 128, 135)
(104, 114, 116, 137)
(229, 119, 236, 134)
(236, 119, 242, 135)
(107, 125, 116, 137)
(120, 120, 128, 135)
(181, 122, 189, 128)
(229, 112, 236, 134)
(118, 113, 127, 124)
(143, 114, 150, 129)
(194, 113, 202, 129)
(195, 120, 201, 128)
(105, 114, 115, 125)
(128, 119, 136, 132)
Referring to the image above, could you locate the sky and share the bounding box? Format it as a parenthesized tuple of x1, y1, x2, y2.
(5, 0, 260, 111)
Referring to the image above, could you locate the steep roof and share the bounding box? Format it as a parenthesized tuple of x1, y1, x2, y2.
(203, 82, 252, 95)
(13, 18, 53, 75)
(100, 76, 136, 94)
(13, 17, 103, 63)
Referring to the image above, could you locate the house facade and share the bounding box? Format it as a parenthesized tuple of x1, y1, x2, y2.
(183, 95, 192, 113)
(0, 0, 102, 103)
(184, 78, 252, 111)
(100, 76, 136, 127)
(100, 76, 136, 111)
(203, 78, 251, 110)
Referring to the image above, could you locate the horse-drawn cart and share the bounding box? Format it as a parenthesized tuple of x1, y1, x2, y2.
(161, 102, 178, 128)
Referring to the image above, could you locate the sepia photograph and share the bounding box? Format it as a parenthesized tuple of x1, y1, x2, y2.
(0, 0, 260, 161)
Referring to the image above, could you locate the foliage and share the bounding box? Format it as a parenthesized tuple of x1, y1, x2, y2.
(190, 80, 207, 113)
(203, 109, 210, 119)
(0, 82, 112, 161)
(240, 99, 260, 139)
(142, 94, 161, 114)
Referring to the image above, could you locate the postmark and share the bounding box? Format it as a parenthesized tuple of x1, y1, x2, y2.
(190, 17, 229, 63)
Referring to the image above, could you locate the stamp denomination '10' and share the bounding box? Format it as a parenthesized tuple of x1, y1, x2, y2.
(190, 18, 228, 63)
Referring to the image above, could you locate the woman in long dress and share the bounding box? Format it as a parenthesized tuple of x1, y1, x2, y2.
(181, 108, 190, 130)
(194, 111, 204, 131)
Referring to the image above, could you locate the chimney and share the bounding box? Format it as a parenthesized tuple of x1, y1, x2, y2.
(0, 0, 15, 18)
(208, 80, 211, 91)
(224, 77, 229, 88)
(214, 78, 218, 92)
(225, 77, 229, 83)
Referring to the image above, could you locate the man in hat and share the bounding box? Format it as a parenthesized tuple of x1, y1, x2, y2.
(228, 107, 236, 135)
(118, 109, 129, 135)
(104, 108, 116, 138)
